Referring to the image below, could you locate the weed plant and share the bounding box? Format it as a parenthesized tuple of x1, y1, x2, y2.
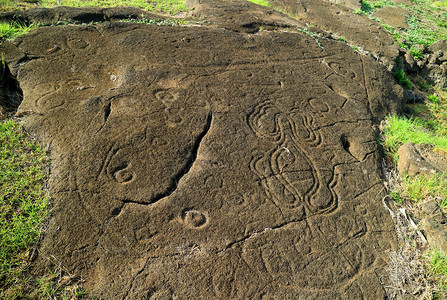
(417, 80, 432, 92)
(0, 22, 37, 40)
(393, 68, 412, 89)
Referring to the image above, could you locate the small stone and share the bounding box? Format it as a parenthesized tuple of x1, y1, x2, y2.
(428, 39, 447, 54)
(428, 50, 443, 65)
(397, 143, 443, 176)
(420, 218, 447, 251)
(403, 52, 419, 73)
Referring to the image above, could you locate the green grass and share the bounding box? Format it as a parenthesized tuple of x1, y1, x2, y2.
(409, 44, 424, 59)
(425, 92, 447, 136)
(417, 80, 432, 92)
(356, 0, 447, 58)
(427, 249, 447, 294)
(1, 0, 189, 14)
(399, 173, 447, 206)
(393, 68, 412, 89)
(381, 92, 447, 209)
(118, 17, 198, 26)
(247, 0, 270, 6)
(297, 27, 323, 48)
(0, 21, 38, 40)
(381, 115, 447, 162)
(0, 119, 51, 298)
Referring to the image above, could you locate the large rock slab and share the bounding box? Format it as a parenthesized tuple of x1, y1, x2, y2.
(0, 6, 165, 25)
(256, 0, 400, 68)
(186, 0, 306, 33)
(2, 7, 403, 298)
(372, 6, 410, 30)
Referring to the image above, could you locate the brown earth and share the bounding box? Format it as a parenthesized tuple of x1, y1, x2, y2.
(0, 0, 410, 298)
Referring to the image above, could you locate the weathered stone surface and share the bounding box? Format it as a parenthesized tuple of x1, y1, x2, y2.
(328, 0, 362, 10)
(0, 3, 405, 299)
(0, 6, 164, 25)
(421, 63, 447, 89)
(403, 52, 419, 73)
(371, 6, 410, 30)
(420, 200, 447, 251)
(398, 143, 447, 177)
(420, 218, 447, 251)
(419, 41, 447, 88)
(403, 90, 424, 104)
(187, 0, 305, 33)
(428, 39, 447, 53)
(262, 0, 400, 68)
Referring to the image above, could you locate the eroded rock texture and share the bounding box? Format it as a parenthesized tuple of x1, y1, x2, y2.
(263, 0, 400, 68)
(1, 4, 404, 298)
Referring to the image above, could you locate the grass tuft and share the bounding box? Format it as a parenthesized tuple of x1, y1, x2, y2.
(427, 249, 447, 292)
(399, 173, 447, 205)
(1, 0, 189, 14)
(247, 0, 270, 7)
(0, 119, 50, 298)
(0, 21, 38, 40)
(381, 115, 447, 162)
(393, 68, 412, 89)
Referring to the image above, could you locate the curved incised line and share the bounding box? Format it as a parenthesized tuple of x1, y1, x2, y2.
(248, 102, 283, 142)
(281, 116, 320, 206)
(249, 101, 338, 214)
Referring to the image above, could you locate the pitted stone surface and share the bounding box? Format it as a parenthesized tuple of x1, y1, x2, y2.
(0, 3, 404, 298)
(260, 0, 400, 68)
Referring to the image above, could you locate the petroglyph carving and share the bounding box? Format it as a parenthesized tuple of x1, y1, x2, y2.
(105, 148, 136, 184)
(112, 162, 134, 183)
(181, 209, 208, 229)
(248, 101, 338, 215)
(6, 9, 401, 297)
(154, 89, 184, 126)
(241, 217, 368, 289)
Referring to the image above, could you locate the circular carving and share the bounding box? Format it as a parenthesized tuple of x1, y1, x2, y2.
(112, 162, 135, 184)
(182, 210, 208, 229)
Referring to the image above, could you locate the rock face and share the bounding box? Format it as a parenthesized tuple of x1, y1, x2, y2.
(420, 40, 447, 89)
(398, 143, 447, 177)
(421, 200, 447, 251)
(0, 59, 22, 117)
(371, 6, 410, 30)
(264, 0, 400, 68)
(0, 2, 404, 299)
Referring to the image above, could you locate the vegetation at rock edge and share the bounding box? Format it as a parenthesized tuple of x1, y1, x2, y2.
(381, 91, 447, 297)
(0, 0, 188, 14)
(0, 0, 192, 40)
(355, 0, 447, 56)
(245, 0, 447, 297)
(0, 21, 37, 40)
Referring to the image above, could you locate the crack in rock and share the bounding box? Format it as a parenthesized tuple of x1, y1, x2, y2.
(122, 112, 213, 206)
